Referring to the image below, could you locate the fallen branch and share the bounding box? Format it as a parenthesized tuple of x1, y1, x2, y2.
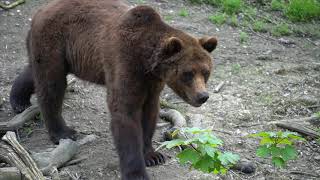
(214, 81, 225, 93)
(0, 105, 40, 132)
(159, 108, 187, 140)
(268, 115, 320, 126)
(0, 0, 25, 10)
(2, 131, 45, 180)
(275, 122, 320, 139)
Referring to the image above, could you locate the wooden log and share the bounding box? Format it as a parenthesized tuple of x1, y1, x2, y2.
(0, 105, 40, 132)
(275, 122, 320, 139)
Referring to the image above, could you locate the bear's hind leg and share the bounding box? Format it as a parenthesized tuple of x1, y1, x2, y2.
(33, 55, 76, 144)
(10, 65, 34, 113)
(142, 95, 166, 167)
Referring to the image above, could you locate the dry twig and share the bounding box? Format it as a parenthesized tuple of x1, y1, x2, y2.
(0, 0, 25, 10)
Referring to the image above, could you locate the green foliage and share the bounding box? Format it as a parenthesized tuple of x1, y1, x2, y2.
(250, 131, 304, 168)
(286, 0, 320, 22)
(253, 21, 267, 32)
(209, 13, 227, 25)
(164, 15, 174, 22)
(315, 111, 320, 118)
(271, 23, 292, 37)
(179, 8, 189, 17)
(230, 15, 239, 27)
(158, 127, 240, 174)
(222, 0, 242, 15)
(271, 0, 285, 11)
(239, 31, 248, 43)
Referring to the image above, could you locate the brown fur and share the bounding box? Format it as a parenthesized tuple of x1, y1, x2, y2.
(10, 0, 217, 179)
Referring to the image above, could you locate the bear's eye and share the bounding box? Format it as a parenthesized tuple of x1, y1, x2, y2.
(202, 70, 210, 82)
(181, 71, 194, 83)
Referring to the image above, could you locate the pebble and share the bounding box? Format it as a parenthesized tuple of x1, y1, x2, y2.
(314, 155, 320, 161)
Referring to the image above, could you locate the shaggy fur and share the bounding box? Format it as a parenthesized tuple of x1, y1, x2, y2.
(10, 0, 217, 179)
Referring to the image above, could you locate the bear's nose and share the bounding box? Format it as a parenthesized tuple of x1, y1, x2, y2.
(196, 92, 209, 104)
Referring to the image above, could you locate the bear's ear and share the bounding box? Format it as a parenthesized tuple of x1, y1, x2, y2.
(162, 37, 183, 57)
(199, 37, 217, 53)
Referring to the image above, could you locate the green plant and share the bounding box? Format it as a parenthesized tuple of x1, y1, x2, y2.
(222, 0, 242, 15)
(230, 15, 238, 26)
(253, 21, 267, 32)
(231, 63, 241, 74)
(271, 23, 292, 37)
(178, 8, 189, 17)
(158, 127, 240, 174)
(164, 15, 174, 22)
(271, 0, 285, 11)
(286, 0, 320, 22)
(239, 31, 248, 43)
(250, 131, 304, 168)
(209, 13, 227, 25)
(315, 111, 320, 118)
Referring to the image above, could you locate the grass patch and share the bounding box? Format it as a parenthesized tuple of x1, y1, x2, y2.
(286, 0, 320, 22)
(239, 31, 248, 43)
(271, 23, 292, 37)
(253, 21, 267, 32)
(209, 13, 227, 25)
(178, 8, 189, 17)
(164, 15, 174, 22)
(222, 0, 242, 15)
(270, 0, 285, 11)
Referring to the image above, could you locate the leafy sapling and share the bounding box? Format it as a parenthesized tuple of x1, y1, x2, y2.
(250, 131, 305, 168)
(157, 127, 240, 174)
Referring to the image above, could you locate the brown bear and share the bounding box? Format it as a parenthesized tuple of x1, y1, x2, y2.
(10, 0, 217, 179)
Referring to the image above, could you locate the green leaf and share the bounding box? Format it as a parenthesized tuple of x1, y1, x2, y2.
(281, 145, 297, 161)
(270, 145, 282, 157)
(256, 145, 271, 158)
(218, 152, 240, 166)
(203, 144, 217, 158)
(193, 154, 213, 173)
(171, 129, 180, 138)
(272, 156, 285, 168)
(177, 148, 201, 165)
(162, 139, 185, 149)
(250, 132, 270, 138)
(183, 127, 211, 134)
(277, 138, 293, 145)
(260, 137, 274, 145)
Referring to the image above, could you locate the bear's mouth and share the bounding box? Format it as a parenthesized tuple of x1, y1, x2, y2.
(179, 91, 203, 107)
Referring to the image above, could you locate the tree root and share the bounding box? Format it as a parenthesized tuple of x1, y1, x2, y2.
(0, 0, 25, 10)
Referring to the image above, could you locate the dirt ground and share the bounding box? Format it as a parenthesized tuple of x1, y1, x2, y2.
(1, 0, 320, 179)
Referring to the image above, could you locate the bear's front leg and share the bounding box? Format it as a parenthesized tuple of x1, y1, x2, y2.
(142, 93, 166, 167)
(108, 89, 149, 180)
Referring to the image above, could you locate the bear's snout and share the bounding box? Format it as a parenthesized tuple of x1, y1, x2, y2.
(196, 91, 209, 104)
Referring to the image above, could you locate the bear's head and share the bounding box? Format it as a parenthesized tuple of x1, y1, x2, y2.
(154, 35, 217, 107)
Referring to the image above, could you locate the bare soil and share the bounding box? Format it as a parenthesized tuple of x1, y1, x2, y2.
(1, 0, 320, 179)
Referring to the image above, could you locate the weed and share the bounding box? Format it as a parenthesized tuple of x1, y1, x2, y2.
(286, 0, 320, 22)
(222, 0, 242, 15)
(239, 31, 248, 43)
(164, 15, 174, 22)
(230, 15, 239, 26)
(231, 63, 242, 74)
(250, 131, 304, 168)
(178, 8, 189, 17)
(158, 127, 240, 174)
(253, 21, 267, 32)
(271, 0, 285, 11)
(271, 23, 292, 37)
(209, 13, 227, 25)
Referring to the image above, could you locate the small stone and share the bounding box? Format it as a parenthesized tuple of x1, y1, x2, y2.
(5, 1, 10, 5)
(16, 9, 20, 13)
(314, 155, 320, 161)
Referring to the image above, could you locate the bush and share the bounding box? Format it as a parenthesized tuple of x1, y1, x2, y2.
(272, 23, 292, 36)
(209, 13, 227, 25)
(253, 21, 267, 32)
(286, 0, 320, 22)
(222, 0, 243, 15)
